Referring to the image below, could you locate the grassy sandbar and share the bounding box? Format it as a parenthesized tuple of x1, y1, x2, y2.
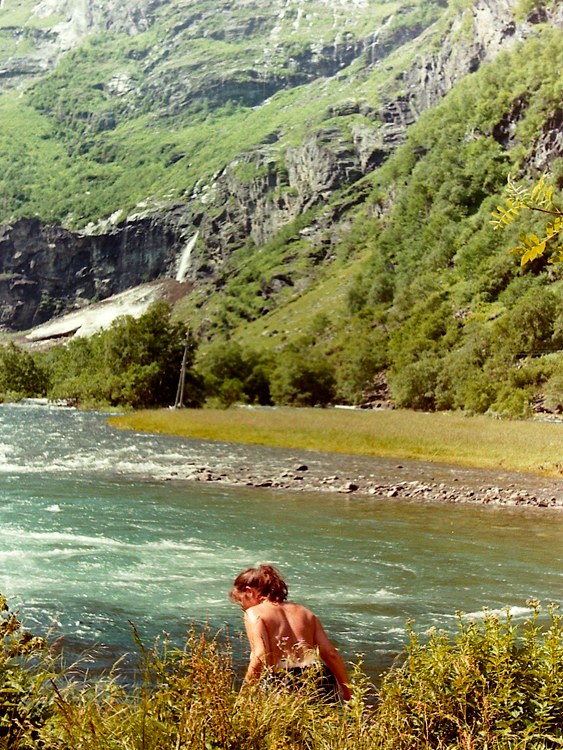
(108, 408, 563, 477)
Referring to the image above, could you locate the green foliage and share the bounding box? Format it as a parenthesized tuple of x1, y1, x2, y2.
(492, 174, 563, 265)
(9, 599, 563, 749)
(376, 602, 563, 749)
(332, 312, 391, 404)
(48, 302, 204, 408)
(0, 596, 52, 749)
(31, 622, 374, 750)
(270, 340, 337, 407)
(0, 343, 49, 401)
(0, 0, 444, 228)
(199, 340, 274, 406)
(6, 2, 563, 417)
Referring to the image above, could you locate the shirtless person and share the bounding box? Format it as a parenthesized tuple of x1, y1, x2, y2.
(229, 564, 352, 701)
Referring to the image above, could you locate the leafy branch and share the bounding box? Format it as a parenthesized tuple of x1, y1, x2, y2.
(491, 174, 563, 265)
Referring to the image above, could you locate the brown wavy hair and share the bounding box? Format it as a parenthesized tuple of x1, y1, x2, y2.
(229, 564, 288, 603)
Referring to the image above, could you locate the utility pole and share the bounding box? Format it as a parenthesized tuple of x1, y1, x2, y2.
(174, 330, 190, 409)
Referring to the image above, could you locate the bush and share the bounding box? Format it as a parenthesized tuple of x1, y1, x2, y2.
(33, 623, 374, 750)
(0, 596, 53, 749)
(198, 341, 274, 407)
(376, 602, 563, 749)
(493, 288, 561, 358)
(271, 349, 336, 407)
(388, 357, 440, 410)
(0, 343, 49, 400)
(8, 600, 563, 750)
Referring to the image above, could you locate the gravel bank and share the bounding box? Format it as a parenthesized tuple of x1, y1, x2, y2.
(157, 443, 563, 508)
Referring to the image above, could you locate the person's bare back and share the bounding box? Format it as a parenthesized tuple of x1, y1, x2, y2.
(230, 565, 352, 700)
(245, 600, 317, 666)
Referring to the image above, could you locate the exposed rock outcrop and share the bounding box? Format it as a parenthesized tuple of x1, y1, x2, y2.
(0, 217, 183, 330)
(527, 108, 563, 172)
(0, 0, 165, 91)
(2, 0, 554, 334)
(377, 0, 521, 145)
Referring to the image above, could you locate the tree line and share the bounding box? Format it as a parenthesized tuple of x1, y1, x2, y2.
(0, 302, 338, 409)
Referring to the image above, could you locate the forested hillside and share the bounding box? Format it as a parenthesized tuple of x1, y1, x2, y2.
(3, 0, 563, 415)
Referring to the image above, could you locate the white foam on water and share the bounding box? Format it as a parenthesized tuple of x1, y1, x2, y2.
(18, 530, 124, 548)
(0, 463, 28, 473)
(0, 550, 28, 560)
(462, 606, 533, 620)
(46, 505, 62, 513)
(1, 528, 214, 557)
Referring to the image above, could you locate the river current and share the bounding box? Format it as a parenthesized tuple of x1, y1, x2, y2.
(2, 403, 563, 678)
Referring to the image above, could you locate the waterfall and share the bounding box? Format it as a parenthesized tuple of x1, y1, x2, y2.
(175, 231, 199, 282)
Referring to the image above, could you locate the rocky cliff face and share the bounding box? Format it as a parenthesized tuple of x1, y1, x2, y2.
(376, 0, 523, 147)
(0, 217, 183, 330)
(155, 0, 529, 284)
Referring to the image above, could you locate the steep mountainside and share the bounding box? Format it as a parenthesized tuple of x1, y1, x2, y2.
(4, 0, 563, 417)
(0, 0, 519, 328)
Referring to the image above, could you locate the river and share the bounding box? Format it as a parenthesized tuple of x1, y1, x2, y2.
(1, 403, 563, 679)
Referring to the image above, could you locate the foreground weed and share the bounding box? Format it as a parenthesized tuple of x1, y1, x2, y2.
(35, 625, 377, 750)
(374, 602, 563, 749)
(13, 602, 563, 749)
(0, 596, 56, 750)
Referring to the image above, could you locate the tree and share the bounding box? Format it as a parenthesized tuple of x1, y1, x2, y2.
(48, 302, 205, 408)
(0, 343, 48, 398)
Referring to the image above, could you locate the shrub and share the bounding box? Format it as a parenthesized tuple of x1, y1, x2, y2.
(198, 341, 274, 406)
(8, 601, 563, 750)
(0, 596, 53, 749)
(271, 349, 336, 407)
(493, 288, 561, 358)
(388, 357, 440, 410)
(375, 603, 563, 749)
(0, 343, 49, 400)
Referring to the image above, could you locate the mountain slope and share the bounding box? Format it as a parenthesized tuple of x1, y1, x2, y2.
(5, 0, 563, 417)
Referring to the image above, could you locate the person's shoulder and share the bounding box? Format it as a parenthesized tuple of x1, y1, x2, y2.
(284, 602, 316, 619)
(244, 602, 268, 623)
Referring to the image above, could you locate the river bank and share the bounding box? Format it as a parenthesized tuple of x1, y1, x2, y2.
(147, 448, 563, 508)
(109, 407, 563, 508)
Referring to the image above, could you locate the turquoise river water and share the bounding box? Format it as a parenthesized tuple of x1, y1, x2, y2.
(2, 403, 563, 678)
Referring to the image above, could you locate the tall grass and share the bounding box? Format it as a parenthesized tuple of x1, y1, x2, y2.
(32, 626, 375, 750)
(110, 407, 563, 477)
(6, 600, 563, 749)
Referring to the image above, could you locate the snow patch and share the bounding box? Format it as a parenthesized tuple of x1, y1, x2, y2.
(26, 284, 166, 341)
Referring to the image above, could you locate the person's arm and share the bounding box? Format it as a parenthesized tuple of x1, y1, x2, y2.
(243, 611, 271, 683)
(313, 616, 352, 700)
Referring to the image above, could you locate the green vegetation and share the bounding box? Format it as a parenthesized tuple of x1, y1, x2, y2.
(0, 596, 52, 749)
(6, 598, 563, 749)
(492, 174, 563, 265)
(109, 407, 563, 477)
(188, 24, 563, 417)
(7, 1, 563, 420)
(0, 304, 339, 409)
(0, 303, 203, 408)
(0, 0, 443, 228)
(0, 343, 48, 401)
(47, 302, 204, 409)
